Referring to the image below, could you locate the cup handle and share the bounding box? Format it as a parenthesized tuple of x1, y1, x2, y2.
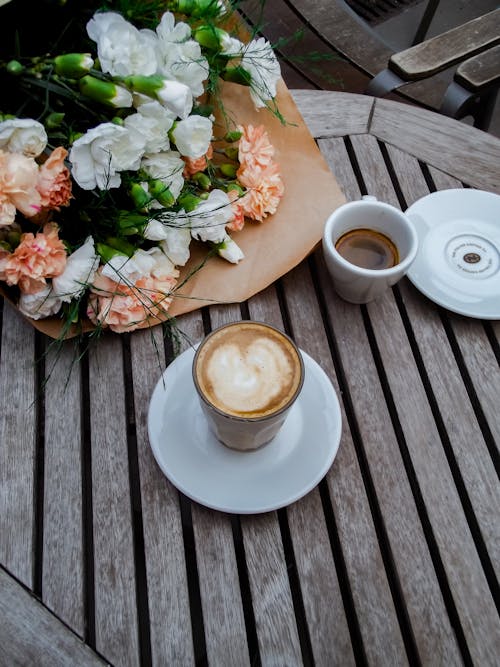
(362, 195, 377, 202)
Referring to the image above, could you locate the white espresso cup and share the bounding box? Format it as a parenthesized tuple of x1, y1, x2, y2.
(192, 321, 304, 451)
(322, 195, 418, 304)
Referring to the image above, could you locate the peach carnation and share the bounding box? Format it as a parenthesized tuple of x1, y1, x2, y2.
(237, 124, 275, 173)
(226, 189, 246, 232)
(0, 149, 41, 219)
(37, 147, 73, 210)
(87, 268, 178, 333)
(4, 222, 67, 294)
(183, 144, 213, 177)
(238, 162, 284, 222)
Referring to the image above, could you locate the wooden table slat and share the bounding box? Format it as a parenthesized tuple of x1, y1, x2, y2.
(42, 343, 85, 637)
(130, 325, 196, 666)
(0, 303, 37, 589)
(371, 98, 500, 193)
(89, 337, 140, 666)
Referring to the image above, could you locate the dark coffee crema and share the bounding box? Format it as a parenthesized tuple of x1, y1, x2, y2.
(335, 228, 399, 270)
(193, 322, 303, 418)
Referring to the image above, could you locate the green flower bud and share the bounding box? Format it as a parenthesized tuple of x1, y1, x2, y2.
(79, 75, 133, 108)
(123, 74, 162, 97)
(192, 172, 211, 190)
(226, 183, 245, 196)
(45, 112, 65, 129)
(96, 243, 128, 264)
(129, 183, 153, 210)
(220, 163, 238, 178)
(192, 103, 214, 118)
(224, 130, 243, 143)
(149, 180, 175, 208)
(6, 60, 24, 76)
(224, 146, 239, 161)
(178, 193, 202, 212)
(194, 25, 227, 50)
(221, 66, 251, 87)
(117, 211, 148, 236)
(174, 0, 223, 18)
(103, 237, 136, 257)
(54, 53, 94, 78)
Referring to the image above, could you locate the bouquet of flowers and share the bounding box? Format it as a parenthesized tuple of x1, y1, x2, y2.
(0, 0, 285, 336)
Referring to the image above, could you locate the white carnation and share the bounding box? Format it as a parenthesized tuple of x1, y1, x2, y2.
(160, 228, 192, 266)
(101, 247, 178, 284)
(154, 80, 193, 119)
(171, 115, 212, 158)
(240, 37, 281, 108)
(0, 118, 47, 158)
(144, 213, 192, 267)
(221, 34, 245, 56)
(52, 237, 100, 301)
(141, 151, 185, 199)
(189, 190, 233, 244)
(69, 123, 146, 190)
(217, 234, 245, 264)
(124, 101, 175, 154)
(18, 286, 63, 320)
(86, 11, 158, 77)
(155, 13, 209, 98)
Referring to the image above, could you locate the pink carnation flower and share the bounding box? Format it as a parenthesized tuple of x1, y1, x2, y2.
(37, 147, 73, 210)
(237, 124, 275, 172)
(182, 144, 213, 177)
(0, 149, 42, 220)
(4, 223, 67, 294)
(87, 268, 178, 333)
(226, 189, 246, 232)
(237, 162, 284, 222)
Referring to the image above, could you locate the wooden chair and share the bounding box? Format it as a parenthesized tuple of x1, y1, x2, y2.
(239, 1, 499, 130)
(366, 8, 500, 129)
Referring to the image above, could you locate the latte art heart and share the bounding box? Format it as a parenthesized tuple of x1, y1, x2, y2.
(207, 339, 292, 413)
(194, 322, 303, 419)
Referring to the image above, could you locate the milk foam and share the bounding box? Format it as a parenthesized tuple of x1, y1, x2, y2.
(206, 338, 293, 413)
(195, 324, 302, 418)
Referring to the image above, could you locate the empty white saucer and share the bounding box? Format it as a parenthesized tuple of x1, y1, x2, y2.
(405, 189, 500, 319)
(148, 345, 342, 514)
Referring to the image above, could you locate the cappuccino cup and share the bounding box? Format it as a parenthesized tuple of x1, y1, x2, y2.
(322, 195, 418, 304)
(192, 321, 304, 451)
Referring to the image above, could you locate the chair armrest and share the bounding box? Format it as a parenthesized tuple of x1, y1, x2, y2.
(389, 8, 500, 80)
(455, 44, 500, 92)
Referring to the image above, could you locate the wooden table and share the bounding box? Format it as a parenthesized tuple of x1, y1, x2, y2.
(1, 92, 499, 666)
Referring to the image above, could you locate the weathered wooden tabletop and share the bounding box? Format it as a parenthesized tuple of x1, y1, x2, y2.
(1, 91, 499, 666)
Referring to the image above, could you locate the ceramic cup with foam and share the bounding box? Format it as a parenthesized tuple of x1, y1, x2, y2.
(192, 321, 304, 451)
(322, 195, 419, 304)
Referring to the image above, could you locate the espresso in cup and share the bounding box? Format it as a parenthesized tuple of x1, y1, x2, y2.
(193, 321, 304, 450)
(335, 228, 399, 270)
